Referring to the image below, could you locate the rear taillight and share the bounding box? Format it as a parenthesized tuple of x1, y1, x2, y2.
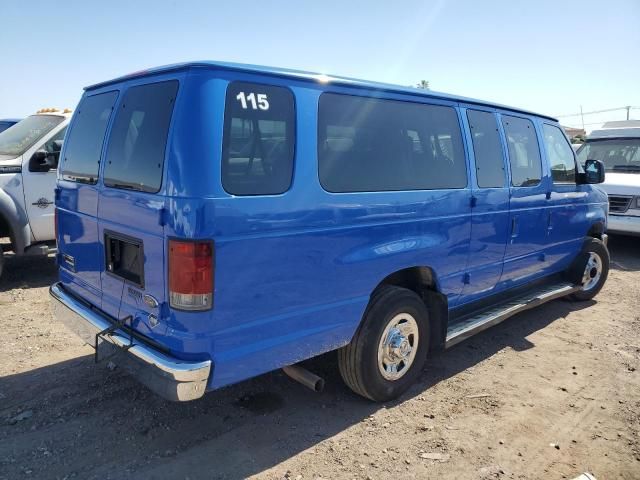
(168, 239, 214, 311)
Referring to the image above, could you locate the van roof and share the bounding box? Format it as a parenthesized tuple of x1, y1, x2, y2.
(86, 61, 558, 122)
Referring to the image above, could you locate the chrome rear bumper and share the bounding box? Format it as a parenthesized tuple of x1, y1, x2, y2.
(49, 282, 211, 401)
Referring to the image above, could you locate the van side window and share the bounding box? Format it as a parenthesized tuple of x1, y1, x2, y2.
(318, 94, 466, 192)
(104, 81, 178, 193)
(222, 82, 295, 196)
(543, 124, 576, 183)
(61, 91, 118, 184)
(501, 115, 542, 187)
(466, 110, 505, 188)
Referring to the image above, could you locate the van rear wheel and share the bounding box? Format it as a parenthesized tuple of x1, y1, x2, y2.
(338, 286, 429, 402)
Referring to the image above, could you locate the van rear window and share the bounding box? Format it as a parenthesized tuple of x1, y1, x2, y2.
(104, 80, 178, 193)
(222, 82, 295, 196)
(62, 91, 118, 183)
(318, 94, 467, 192)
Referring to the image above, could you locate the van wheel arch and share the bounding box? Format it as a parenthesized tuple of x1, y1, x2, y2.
(586, 222, 605, 240)
(567, 237, 609, 301)
(0, 191, 31, 255)
(0, 211, 15, 253)
(369, 266, 448, 353)
(566, 234, 609, 285)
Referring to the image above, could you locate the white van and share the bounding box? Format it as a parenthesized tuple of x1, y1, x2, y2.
(0, 109, 72, 276)
(577, 121, 640, 236)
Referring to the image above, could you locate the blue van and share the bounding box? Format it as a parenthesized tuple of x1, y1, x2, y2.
(50, 62, 609, 402)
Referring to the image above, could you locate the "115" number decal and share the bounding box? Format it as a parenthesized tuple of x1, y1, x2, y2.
(236, 92, 269, 110)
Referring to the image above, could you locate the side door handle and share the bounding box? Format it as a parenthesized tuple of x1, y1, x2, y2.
(546, 191, 551, 200)
(511, 217, 519, 238)
(547, 210, 553, 235)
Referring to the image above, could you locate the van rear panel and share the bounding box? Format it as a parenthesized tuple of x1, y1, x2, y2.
(56, 73, 187, 357)
(57, 185, 102, 306)
(97, 190, 167, 338)
(57, 89, 120, 308)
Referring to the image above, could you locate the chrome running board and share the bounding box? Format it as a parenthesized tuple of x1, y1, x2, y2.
(445, 282, 580, 348)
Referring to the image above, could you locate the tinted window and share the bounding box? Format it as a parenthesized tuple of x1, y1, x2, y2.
(0, 115, 63, 156)
(467, 110, 505, 188)
(104, 81, 178, 193)
(319, 94, 467, 192)
(542, 124, 576, 183)
(502, 115, 542, 187)
(222, 82, 295, 195)
(62, 92, 118, 183)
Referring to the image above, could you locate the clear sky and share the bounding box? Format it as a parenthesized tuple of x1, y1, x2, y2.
(1, 0, 639, 129)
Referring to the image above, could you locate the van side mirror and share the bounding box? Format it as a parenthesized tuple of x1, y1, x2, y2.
(578, 159, 605, 184)
(29, 150, 59, 173)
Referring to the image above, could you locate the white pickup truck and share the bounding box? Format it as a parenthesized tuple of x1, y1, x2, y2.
(0, 109, 72, 276)
(576, 121, 640, 236)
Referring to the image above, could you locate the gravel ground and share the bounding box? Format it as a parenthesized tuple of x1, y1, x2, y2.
(0, 236, 638, 480)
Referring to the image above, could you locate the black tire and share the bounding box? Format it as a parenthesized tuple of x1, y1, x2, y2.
(338, 286, 430, 402)
(569, 238, 609, 301)
(0, 249, 4, 280)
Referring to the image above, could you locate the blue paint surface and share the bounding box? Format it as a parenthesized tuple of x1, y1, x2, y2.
(56, 62, 608, 391)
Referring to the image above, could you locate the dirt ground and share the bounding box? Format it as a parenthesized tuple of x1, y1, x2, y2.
(0, 237, 638, 480)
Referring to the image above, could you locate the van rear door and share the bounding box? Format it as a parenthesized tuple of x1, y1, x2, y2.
(57, 91, 119, 306)
(97, 79, 179, 338)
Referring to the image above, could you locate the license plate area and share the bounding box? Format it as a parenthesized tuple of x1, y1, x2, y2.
(105, 230, 144, 288)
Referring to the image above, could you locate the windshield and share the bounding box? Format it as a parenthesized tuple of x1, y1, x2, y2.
(576, 138, 640, 173)
(0, 115, 64, 156)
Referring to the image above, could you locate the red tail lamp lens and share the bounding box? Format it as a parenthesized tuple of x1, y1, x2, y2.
(169, 240, 214, 311)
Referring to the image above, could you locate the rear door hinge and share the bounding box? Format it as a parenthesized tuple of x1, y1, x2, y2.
(463, 273, 471, 285)
(470, 195, 477, 208)
(158, 207, 168, 227)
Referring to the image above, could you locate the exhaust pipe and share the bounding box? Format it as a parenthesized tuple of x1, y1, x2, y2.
(282, 365, 325, 392)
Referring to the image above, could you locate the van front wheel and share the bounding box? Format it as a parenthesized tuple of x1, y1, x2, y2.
(569, 238, 610, 301)
(338, 286, 430, 402)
